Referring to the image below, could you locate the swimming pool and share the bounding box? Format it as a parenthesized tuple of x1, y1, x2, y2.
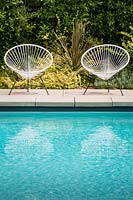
(0, 112, 132, 200)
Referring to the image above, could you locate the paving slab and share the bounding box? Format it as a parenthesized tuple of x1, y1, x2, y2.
(78, 89, 123, 96)
(75, 95, 112, 107)
(122, 90, 133, 96)
(0, 89, 10, 95)
(77, 89, 109, 96)
(64, 89, 84, 96)
(107, 89, 122, 96)
(0, 95, 36, 106)
(0, 89, 64, 96)
(111, 96, 133, 107)
(0, 89, 132, 108)
(0, 89, 40, 95)
(47, 89, 64, 96)
(36, 96, 74, 107)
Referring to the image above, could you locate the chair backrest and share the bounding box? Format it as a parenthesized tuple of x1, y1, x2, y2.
(81, 44, 130, 80)
(4, 44, 53, 80)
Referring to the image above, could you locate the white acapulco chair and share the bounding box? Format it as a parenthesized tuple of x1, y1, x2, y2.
(4, 44, 53, 95)
(81, 44, 130, 95)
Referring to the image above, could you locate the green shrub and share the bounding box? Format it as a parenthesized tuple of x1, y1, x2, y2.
(1, 62, 132, 89)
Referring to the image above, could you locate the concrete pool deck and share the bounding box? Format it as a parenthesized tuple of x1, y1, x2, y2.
(0, 89, 133, 108)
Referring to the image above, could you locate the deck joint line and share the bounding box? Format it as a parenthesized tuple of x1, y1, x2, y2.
(74, 97, 76, 107)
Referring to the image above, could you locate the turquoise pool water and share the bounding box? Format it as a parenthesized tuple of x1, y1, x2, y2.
(0, 112, 132, 200)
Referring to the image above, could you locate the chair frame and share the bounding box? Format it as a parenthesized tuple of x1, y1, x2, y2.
(81, 44, 130, 95)
(4, 44, 53, 95)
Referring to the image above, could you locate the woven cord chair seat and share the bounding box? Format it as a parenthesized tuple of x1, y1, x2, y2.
(4, 44, 53, 94)
(4, 44, 53, 80)
(81, 44, 130, 80)
(81, 44, 130, 95)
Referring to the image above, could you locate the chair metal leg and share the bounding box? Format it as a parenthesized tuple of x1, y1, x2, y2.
(115, 78, 124, 96)
(39, 76, 49, 95)
(83, 84, 90, 95)
(119, 88, 124, 96)
(9, 80, 17, 95)
(107, 80, 110, 93)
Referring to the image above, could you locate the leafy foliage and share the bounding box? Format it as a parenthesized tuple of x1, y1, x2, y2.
(120, 26, 133, 63)
(54, 20, 90, 70)
(0, 0, 132, 89)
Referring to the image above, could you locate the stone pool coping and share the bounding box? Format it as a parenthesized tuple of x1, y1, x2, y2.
(0, 89, 132, 108)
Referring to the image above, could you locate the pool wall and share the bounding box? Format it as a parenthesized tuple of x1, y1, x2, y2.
(0, 106, 133, 112)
